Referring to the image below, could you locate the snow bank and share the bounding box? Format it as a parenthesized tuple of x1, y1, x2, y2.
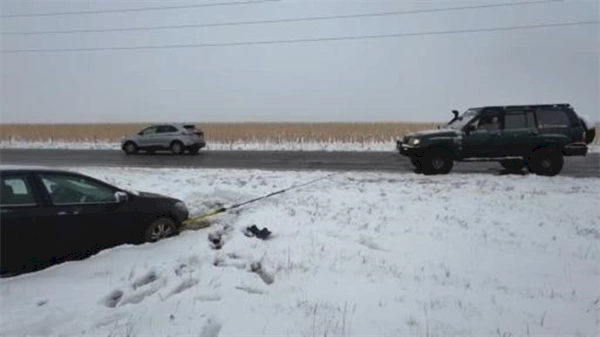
(1, 139, 599, 153)
(0, 139, 396, 152)
(0, 167, 599, 336)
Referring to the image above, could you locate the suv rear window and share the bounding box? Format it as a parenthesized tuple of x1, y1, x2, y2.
(157, 125, 178, 133)
(536, 109, 571, 128)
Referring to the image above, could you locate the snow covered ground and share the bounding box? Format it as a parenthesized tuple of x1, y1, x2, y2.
(0, 139, 395, 152)
(1, 139, 599, 153)
(1, 167, 599, 336)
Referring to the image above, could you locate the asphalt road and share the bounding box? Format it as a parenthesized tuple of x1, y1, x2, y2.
(0, 149, 598, 177)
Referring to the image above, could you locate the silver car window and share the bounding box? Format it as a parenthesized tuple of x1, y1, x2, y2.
(141, 126, 158, 135)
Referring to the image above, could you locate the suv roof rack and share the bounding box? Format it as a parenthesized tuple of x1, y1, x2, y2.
(475, 103, 571, 110)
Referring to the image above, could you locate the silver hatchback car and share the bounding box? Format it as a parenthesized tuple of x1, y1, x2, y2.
(121, 124, 206, 155)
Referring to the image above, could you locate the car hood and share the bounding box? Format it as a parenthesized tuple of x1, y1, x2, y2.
(405, 128, 459, 139)
(130, 190, 174, 200)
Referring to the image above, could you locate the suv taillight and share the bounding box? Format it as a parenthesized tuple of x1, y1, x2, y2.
(582, 131, 586, 143)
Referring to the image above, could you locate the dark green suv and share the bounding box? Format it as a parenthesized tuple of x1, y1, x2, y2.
(397, 104, 594, 176)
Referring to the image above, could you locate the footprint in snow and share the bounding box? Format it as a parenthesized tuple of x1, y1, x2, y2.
(250, 262, 275, 285)
(199, 319, 223, 337)
(358, 236, 388, 252)
(174, 263, 187, 276)
(119, 284, 163, 307)
(132, 271, 158, 290)
(209, 231, 224, 250)
(195, 294, 222, 302)
(165, 278, 199, 299)
(101, 270, 168, 308)
(235, 285, 267, 295)
(213, 255, 246, 270)
(103, 290, 124, 308)
(213, 255, 275, 285)
(113, 270, 166, 306)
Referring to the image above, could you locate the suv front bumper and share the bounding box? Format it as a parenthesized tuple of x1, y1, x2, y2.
(397, 141, 425, 157)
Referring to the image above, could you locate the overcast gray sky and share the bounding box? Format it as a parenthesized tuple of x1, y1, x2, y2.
(1, 0, 598, 124)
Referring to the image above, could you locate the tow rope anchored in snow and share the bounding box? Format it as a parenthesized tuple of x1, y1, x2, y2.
(182, 172, 340, 226)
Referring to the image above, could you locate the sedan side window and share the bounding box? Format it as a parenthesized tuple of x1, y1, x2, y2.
(39, 174, 117, 205)
(1, 176, 37, 206)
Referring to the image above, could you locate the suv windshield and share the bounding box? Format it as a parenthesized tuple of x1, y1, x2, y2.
(448, 108, 481, 130)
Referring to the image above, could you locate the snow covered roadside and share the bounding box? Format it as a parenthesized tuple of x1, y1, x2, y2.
(1, 139, 599, 153)
(0, 167, 599, 336)
(0, 140, 397, 152)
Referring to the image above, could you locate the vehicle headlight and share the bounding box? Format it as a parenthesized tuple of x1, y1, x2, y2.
(174, 201, 188, 214)
(412, 138, 421, 146)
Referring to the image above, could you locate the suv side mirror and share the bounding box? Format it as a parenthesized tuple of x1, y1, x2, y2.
(464, 124, 476, 134)
(115, 191, 129, 203)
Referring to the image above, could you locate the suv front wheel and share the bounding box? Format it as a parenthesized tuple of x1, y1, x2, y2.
(421, 149, 454, 175)
(527, 150, 564, 176)
(123, 141, 138, 155)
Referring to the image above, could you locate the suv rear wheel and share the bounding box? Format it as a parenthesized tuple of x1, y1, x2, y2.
(527, 150, 564, 176)
(170, 141, 184, 155)
(421, 149, 454, 175)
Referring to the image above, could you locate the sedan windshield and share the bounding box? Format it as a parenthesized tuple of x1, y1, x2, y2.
(448, 108, 481, 130)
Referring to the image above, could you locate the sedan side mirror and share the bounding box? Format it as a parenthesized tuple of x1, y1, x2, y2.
(115, 191, 129, 203)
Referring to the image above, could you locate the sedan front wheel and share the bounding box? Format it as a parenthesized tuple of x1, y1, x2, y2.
(143, 218, 177, 243)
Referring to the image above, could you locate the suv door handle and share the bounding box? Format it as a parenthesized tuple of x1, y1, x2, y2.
(529, 131, 538, 135)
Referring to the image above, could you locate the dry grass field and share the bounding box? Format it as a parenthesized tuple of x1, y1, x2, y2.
(1, 122, 598, 147)
(0, 122, 438, 143)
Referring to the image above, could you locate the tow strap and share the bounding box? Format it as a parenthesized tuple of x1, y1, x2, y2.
(182, 172, 340, 225)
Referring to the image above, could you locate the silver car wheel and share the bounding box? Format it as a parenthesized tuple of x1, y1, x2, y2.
(124, 142, 137, 154)
(171, 142, 183, 154)
(150, 221, 173, 241)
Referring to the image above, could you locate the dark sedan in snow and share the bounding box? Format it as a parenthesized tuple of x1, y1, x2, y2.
(0, 168, 189, 275)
